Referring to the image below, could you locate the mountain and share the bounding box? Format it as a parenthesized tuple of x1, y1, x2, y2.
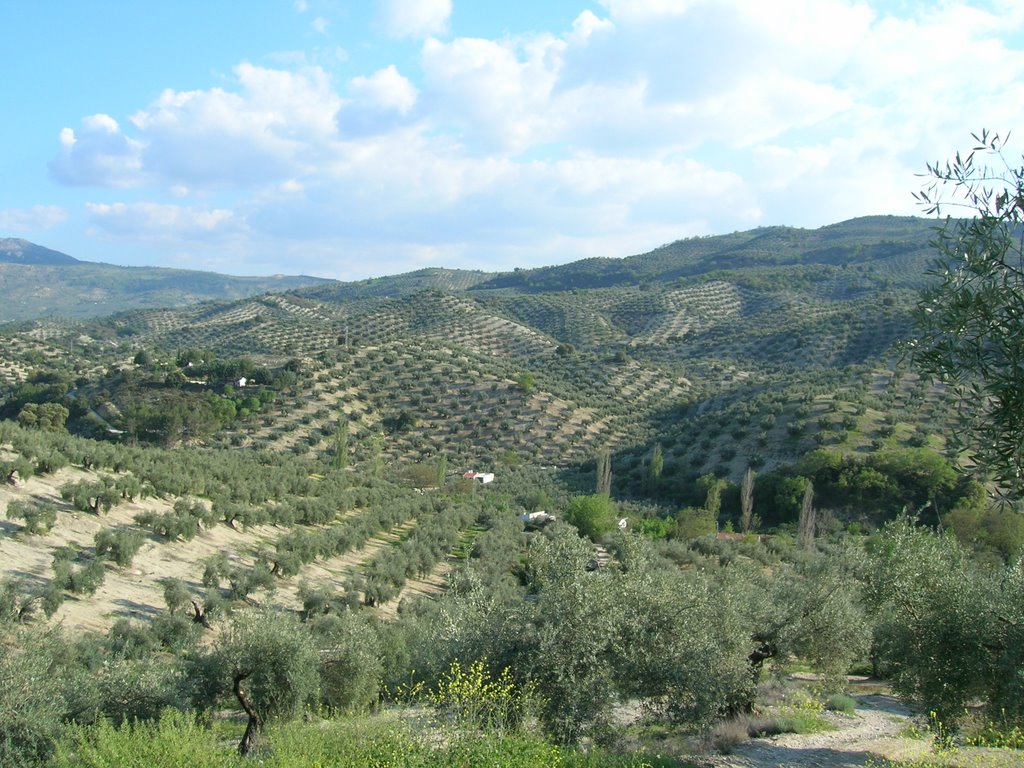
(0, 238, 79, 265)
(0, 239, 333, 323)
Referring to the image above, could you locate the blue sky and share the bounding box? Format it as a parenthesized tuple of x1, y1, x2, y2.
(2, 0, 1023, 280)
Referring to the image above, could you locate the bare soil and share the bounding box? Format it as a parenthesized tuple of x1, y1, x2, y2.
(702, 691, 1022, 768)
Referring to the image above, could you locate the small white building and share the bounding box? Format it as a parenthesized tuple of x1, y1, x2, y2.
(462, 471, 494, 484)
(520, 510, 554, 525)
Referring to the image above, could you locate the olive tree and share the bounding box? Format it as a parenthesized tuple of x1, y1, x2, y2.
(191, 609, 319, 755)
(911, 130, 1024, 497)
(866, 516, 1024, 723)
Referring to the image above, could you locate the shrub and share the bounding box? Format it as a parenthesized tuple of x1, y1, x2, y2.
(94, 528, 145, 567)
(6, 500, 57, 535)
(564, 494, 617, 541)
(824, 693, 857, 714)
(50, 710, 235, 768)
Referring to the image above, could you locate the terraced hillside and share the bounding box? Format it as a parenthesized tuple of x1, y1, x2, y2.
(0, 217, 952, 483)
(10, 220, 966, 507)
(0, 214, 982, 644)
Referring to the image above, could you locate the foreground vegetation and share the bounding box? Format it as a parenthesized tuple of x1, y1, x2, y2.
(1, 415, 1021, 765)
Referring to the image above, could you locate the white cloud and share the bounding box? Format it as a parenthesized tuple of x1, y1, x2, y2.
(0, 205, 68, 231)
(568, 10, 615, 44)
(125, 63, 341, 187)
(420, 35, 565, 152)
(46, 1, 1024, 279)
(599, 0, 694, 23)
(349, 65, 418, 115)
(50, 113, 144, 187)
(377, 0, 451, 39)
(86, 202, 239, 239)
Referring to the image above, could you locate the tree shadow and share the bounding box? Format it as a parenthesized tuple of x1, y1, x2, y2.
(7, 569, 50, 588)
(112, 598, 161, 620)
(733, 743, 886, 767)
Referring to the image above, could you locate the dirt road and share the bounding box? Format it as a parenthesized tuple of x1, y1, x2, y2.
(710, 693, 932, 767)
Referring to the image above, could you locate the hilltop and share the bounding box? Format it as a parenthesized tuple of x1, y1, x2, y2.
(0, 238, 332, 323)
(0, 238, 80, 265)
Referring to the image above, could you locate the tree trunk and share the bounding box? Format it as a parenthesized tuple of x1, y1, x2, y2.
(190, 599, 212, 629)
(234, 671, 263, 756)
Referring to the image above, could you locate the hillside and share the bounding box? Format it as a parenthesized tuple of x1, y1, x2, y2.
(0, 238, 332, 323)
(0, 238, 79, 265)
(4, 214, 1021, 767)
(0, 216, 954, 493)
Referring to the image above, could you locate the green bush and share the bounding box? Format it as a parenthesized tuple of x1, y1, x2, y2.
(50, 709, 236, 768)
(5, 500, 57, 535)
(94, 528, 145, 567)
(564, 494, 617, 540)
(824, 693, 857, 714)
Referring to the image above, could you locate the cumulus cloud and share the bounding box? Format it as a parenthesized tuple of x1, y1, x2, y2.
(50, 114, 144, 187)
(86, 202, 239, 240)
(377, 0, 451, 39)
(349, 66, 418, 114)
(421, 35, 565, 152)
(0, 205, 68, 231)
(46, 1, 1024, 278)
(126, 63, 341, 187)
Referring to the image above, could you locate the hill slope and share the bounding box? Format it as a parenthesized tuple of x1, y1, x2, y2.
(0, 239, 333, 323)
(0, 216, 952, 489)
(0, 238, 79, 265)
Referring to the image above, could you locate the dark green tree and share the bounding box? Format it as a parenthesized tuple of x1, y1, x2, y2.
(911, 130, 1024, 497)
(194, 609, 319, 755)
(564, 494, 617, 541)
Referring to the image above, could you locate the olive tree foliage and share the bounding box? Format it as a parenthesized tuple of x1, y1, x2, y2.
(737, 548, 872, 692)
(398, 526, 863, 744)
(189, 609, 319, 755)
(516, 527, 623, 743)
(308, 611, 384, 712)
(866, 516, 1024, 723)
(6, 499, 57, 535)
(94, 527, 145, 567)
(0, 577, 47, 624)
(0, 627, 74, 765)
(911, 130, 1024, 497)
(609, 535, 753, 726)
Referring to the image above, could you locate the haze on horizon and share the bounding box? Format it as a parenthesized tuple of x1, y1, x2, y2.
(2, 0, 1023, 281)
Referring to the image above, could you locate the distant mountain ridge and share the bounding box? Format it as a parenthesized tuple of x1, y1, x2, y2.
(0, 239, 332, 323)
(0, 216, 938, 325)
(0, 238, 79, 265)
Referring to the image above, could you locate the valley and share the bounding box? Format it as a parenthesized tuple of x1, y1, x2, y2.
(0, 215, 1020, 767)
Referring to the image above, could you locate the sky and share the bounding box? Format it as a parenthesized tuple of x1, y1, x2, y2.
(2, 1, 1023, 280)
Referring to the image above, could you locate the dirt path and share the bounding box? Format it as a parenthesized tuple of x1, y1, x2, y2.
(714, 694, 931, 767)
(708, 693, 1023, 768)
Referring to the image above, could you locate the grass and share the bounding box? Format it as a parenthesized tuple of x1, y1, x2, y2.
(711, 690, 837, 754)
(46, 710, 696, 768)
(824, 693, 858, 714)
